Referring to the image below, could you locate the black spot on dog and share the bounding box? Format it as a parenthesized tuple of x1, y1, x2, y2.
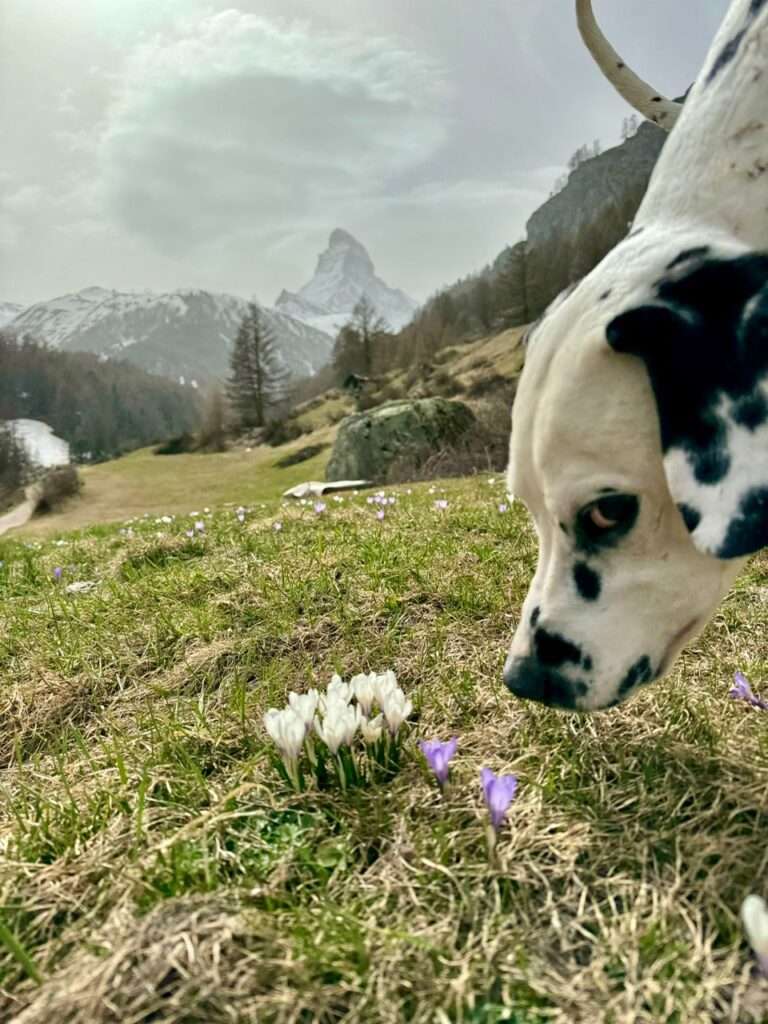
(749, 0, 766, 18)
(732, 391, 768, 430)
(534, 628, 582, 667)
(598, 289, 611, 301)
(616, 60, 624, 69)
(627, 226, 644, 238)
(651, 96, 662, 102)
(575, 681, 588, 697)
(718, 487, 768, 558)
(707, 27, 747, 83)
(582, 655, 593, 672)
(559, 521, 568, 534)
(573, 562, 601, 601)
(677, 503, 701, 533)
(529, 606, 540, 628)
(666, 246, 710, 270)
(607, 253, 768, 555)
(618, 656, 653, 697)
(692, 445, 731, 485)
(606, 698, 620, 708)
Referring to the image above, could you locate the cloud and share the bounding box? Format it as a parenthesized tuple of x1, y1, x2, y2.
(98, 9, 452, 255)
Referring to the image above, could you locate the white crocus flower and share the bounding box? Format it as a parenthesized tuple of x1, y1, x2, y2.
(320, 675, 353, 710)
(360, 713, 384, 744)
(741, 895, 768, 975)
(288, 689, 320, 732)
(351, 672, 376, 716)
(380, 688, 413, 736)
(371, 670, 398, 708)
(314, 704, 357, 755)
(263, 707, 306, 761)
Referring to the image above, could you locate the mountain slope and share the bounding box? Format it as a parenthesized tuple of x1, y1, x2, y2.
(8, 288, 332, 386)
(0, 302, 25, 328)
(275, 229, 418, 333)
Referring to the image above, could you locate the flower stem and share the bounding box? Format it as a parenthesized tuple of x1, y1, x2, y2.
(485, 823, 498, 864)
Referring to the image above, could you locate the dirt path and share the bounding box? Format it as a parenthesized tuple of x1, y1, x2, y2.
(0, 484, 42, 537)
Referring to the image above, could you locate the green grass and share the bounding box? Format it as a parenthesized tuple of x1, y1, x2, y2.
(1, 479, 767, 1023)
(15, 442, 331, 539)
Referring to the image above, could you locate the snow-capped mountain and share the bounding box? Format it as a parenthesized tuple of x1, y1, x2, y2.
(0, 301, 25, 328)
(7, 288, 332, 386)
(275, 229, 418, 335)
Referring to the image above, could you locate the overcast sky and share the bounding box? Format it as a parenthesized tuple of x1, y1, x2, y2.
(0, 0, 728, 308)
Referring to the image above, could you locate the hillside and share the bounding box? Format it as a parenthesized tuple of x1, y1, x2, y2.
(8, 288, 332, 387)
(0, 331, 200, 462)
(0, 301, 24, 327)
(0, 477, 766, 1022)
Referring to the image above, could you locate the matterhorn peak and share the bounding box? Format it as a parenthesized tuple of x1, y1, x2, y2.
(328, 228, 365, 250)
(274, 229, 417, 335)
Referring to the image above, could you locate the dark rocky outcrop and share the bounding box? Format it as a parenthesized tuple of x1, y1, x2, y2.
(474, 120, 669, 326)
(523, 122, 667, 318)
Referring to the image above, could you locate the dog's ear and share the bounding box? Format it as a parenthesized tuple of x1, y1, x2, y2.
(606, 252, 768, 559)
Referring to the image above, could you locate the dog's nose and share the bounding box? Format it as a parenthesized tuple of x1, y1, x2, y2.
(503, 653, 578, 709)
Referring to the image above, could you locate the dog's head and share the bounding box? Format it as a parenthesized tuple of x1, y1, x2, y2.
(504, 237, 768, 711)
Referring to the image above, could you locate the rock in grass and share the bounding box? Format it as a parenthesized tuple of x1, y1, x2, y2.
(325, 398, 475, 483)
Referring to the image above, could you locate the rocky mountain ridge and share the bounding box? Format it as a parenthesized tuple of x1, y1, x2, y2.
(450, 120, 669, 327)
(0, 302, 24, 328)
(7, 287, 333, 387)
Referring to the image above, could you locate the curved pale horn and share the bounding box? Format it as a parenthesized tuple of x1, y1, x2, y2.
(576, 0, 683, 130)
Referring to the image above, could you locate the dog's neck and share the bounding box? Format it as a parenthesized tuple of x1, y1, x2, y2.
(636, 0, 768, 250)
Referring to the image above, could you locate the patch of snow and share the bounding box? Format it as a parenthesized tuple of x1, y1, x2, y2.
(7, 419, 70, 468)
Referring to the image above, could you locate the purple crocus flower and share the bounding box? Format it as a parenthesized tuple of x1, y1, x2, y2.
(273, 522, 282, 532)
(237, 511, 245, 523)
(419, 737, 458, 787)
(194, 520, 205, 533)
(53, 566, 62, 582)
(376, 509, 385, 521)
(729, 672, 768, 709)
(314, 502, 326, 514)
(185, 529, 195, 538)
(434, 499, 449, 510)
(481, 767, 518, 829)
(498, 503, 508, 513)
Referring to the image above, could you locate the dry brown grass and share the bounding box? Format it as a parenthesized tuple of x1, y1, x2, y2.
(1, 481, 767, 1023)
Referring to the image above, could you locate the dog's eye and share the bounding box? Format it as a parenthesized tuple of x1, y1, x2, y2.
(589, 503, 617, 529)
(577, 494, 639, 550)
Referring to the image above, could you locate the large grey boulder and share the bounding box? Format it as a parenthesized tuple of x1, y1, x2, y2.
(326, 398, 475, 483)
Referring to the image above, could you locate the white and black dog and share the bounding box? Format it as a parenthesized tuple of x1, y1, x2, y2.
(504, 0, 768, 711)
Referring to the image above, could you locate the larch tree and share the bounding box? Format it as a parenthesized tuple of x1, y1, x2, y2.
(227, 303, 289, 428)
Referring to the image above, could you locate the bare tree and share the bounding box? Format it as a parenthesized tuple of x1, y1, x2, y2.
(227, 303, 289, 428)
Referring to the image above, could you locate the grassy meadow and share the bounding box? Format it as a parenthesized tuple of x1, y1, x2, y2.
(1, 477, 768, 1022)
(15, 442, 332, 539)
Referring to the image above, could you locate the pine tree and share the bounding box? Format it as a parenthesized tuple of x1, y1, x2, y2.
(226, 303, 289, 428)
(350, 296, 389, 375)
(199, 383, 228, 452)
(0, 422, 30, 499)
(332, 324, 364, 382)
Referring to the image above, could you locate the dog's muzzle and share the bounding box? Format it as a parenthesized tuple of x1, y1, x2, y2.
(503, 654, 579, 710)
